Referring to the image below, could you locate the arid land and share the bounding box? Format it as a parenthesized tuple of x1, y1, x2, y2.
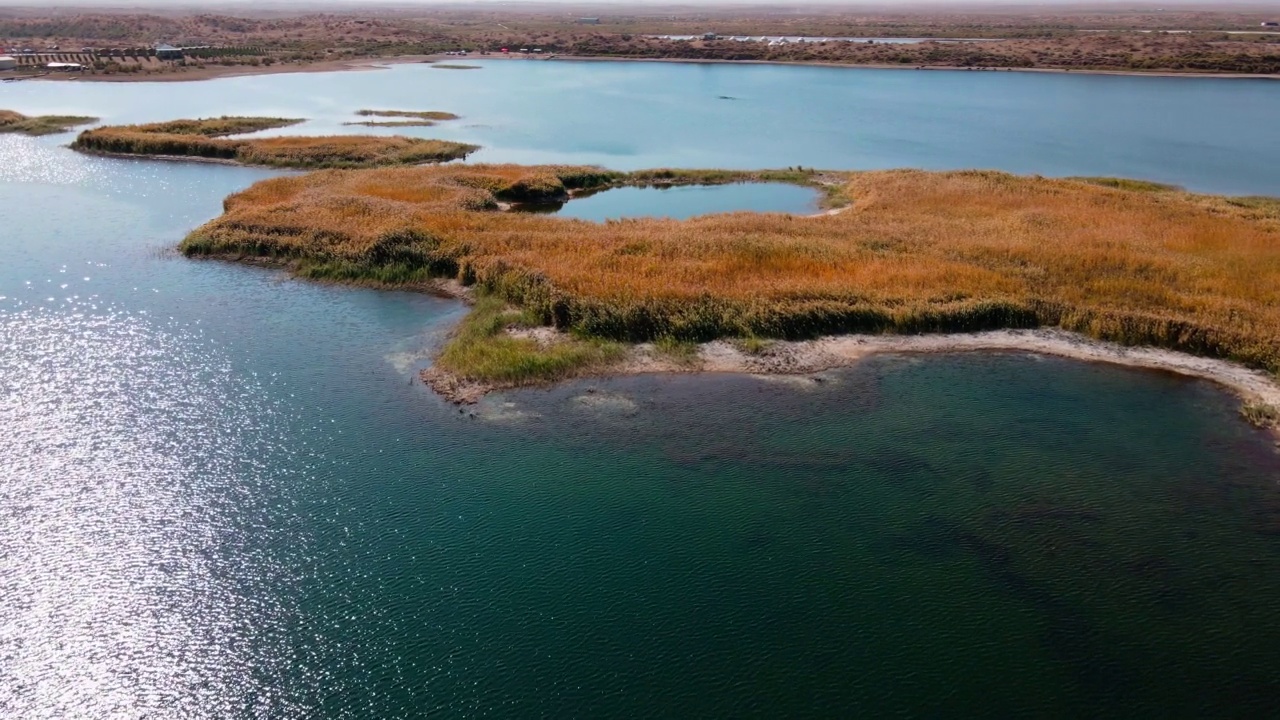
(3, 5, 1280, 81)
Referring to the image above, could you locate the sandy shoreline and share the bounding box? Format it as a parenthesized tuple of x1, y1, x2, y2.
(25, 52, 1280, 84)
(422, 327, 1280, 435)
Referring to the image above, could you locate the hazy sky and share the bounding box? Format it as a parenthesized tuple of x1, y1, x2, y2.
(7, 0, 1275, 11)
(11, 0, 1274, 5)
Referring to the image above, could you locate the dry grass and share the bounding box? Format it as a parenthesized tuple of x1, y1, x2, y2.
(0, 110, 97, 136)
(181, 164, 1280, 378)
(71, 116, 477, 169)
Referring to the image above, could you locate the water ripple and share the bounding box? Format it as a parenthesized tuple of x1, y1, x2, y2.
(0, 305, 314, 718)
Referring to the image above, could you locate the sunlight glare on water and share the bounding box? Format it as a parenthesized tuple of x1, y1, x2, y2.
(0, 300, 310, 718)
(0, 135, 94, 186)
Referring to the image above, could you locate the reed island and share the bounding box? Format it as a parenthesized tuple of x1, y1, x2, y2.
(0, 110, 97, 136)
(71, 116, 476, 169)
(179, 163, 1280, 429)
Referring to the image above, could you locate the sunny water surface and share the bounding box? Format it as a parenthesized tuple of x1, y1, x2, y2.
(2, 62, 1280, 717)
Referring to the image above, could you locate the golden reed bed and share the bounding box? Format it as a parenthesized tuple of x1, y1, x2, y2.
(71, 116, 477, 169)
(181, 164, 1280, 381)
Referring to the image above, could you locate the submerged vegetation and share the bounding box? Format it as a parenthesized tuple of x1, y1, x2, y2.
(0, 110, 98, 136)
(344, 121, 441, 128)
(346, 109, 462, 128)
(181, 164, 1280, 388)
(356, 110, 461, 121)
(71, 116, 477, 169)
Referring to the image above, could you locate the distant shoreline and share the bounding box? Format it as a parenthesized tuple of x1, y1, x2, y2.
(547, 55, 1280, 80)
(25, 53, 1280, 84)
(25, 55, 434, 83)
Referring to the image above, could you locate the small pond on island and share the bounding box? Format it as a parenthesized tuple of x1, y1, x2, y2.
(510, 182, 821, 220)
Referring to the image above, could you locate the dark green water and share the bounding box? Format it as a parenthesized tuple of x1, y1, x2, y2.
(3, 62, 1280, 717)
(318, 361, 1280, 717)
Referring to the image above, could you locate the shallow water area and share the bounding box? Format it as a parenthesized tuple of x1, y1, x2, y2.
(510, 181, 820, 220)
(461, 355, 1280, 716)
(3, 60, 1280, 717)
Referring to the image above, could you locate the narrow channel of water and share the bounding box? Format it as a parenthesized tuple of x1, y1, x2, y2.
(511, 182, 819, 220)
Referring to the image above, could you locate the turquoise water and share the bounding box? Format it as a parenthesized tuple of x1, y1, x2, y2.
(3, 63, 1280, 717)
(514, 182, 819, 220)
(5, 60, 1280, 194)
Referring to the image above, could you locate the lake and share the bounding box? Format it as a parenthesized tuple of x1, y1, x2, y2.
(2, 61, 1280, 718)
(5, 59, 1280, 194)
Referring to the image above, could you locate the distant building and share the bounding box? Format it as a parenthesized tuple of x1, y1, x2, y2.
(578, 17, 600, 25)
(155, 43, 212, 60)
(0, 56, 16, 71)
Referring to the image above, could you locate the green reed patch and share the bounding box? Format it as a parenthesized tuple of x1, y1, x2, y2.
(0, 110, 98, 136)
(437, 294, 625, 384)
(1241, 401, 1280, 429)
(355, 110, 461, 121)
